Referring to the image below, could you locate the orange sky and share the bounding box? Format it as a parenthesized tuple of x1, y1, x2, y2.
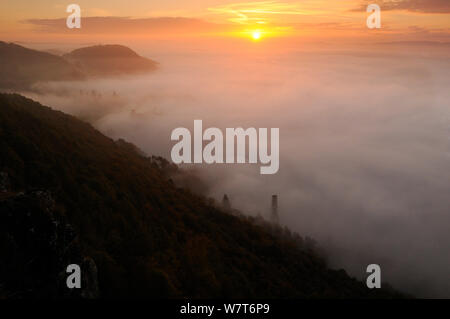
(1, 0, 450, 43)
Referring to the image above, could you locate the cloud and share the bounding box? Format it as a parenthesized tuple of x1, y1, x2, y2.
(23, 16, 229, 35)
(354, 0, 450, 13)
(208, 1, 309, 24)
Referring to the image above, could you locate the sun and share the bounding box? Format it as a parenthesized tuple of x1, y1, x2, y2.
(252, 30, 262, 40)
(234, 27, 285, 41)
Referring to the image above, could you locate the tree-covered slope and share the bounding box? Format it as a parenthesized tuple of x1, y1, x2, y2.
(0, 93, 404, 298)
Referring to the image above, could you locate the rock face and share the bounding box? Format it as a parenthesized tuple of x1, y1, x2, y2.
(0, 172, 10, 192)
(80, 257, 99, 299)
(0, 189, 99, 298)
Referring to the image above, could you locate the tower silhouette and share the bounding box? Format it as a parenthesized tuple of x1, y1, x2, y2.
(222, 194, 231, 211)
(271, 195, 279, 224)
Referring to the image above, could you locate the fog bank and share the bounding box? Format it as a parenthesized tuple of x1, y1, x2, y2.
(23, 43, 450, 297)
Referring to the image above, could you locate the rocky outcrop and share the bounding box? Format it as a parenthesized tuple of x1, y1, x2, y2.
(0, 189, 99, 298)
(0, 172, 10, 192)
(80, 257, 99, 299)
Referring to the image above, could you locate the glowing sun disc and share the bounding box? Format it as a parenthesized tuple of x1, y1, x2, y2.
(252, 31, 262, 40)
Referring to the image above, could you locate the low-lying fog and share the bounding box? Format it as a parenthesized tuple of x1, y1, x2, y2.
(23, 43, 450, 298)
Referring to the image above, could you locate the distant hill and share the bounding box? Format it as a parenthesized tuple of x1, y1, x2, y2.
(0, 41, 84, 90)
(0, 93, 406, 299)
(63, 44, 158, 77)
(43, 48, 67, 56)
(0, 42, 158, 90)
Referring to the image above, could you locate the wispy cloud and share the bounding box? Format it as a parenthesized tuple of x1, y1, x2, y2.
(208, 1, 311, 24)
(353, 0, 450, 13)
(23, 16, 228, 35)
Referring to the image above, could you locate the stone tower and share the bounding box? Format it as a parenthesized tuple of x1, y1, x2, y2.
(271, 195, 279, 224)
(222, 194, 231, 211)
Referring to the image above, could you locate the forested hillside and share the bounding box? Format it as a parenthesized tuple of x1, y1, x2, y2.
(0, 93, 404, 298)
